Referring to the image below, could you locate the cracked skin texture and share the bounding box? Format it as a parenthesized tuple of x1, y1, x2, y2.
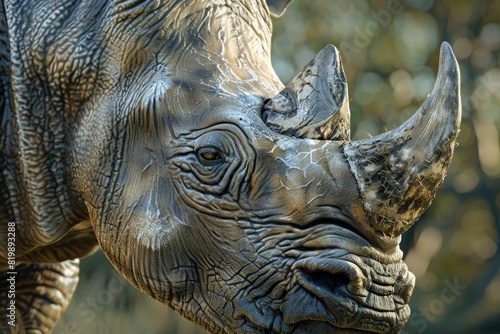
(0, 0, 460, 333)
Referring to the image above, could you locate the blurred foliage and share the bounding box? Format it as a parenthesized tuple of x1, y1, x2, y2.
(56, 0, 499, 333)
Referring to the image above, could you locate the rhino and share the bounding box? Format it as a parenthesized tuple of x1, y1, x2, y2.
(0, 0, 461, 333)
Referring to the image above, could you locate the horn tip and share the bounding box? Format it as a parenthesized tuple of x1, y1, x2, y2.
(438, 41, 460, 80)
(437, 41, 462, 124)
(316, 44, 342, 66)
(440, 41, 453, 55)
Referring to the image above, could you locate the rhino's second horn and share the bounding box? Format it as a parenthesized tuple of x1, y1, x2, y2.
(262, 44, 350, 141)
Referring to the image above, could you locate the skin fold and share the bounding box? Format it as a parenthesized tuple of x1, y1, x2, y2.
(0, 0, 460, 333)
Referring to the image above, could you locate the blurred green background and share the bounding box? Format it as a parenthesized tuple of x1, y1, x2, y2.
(55, 0, 500, 333)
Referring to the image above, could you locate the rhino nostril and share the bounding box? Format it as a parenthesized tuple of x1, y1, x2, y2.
(298, 268, 350, 294)
(293, 259, 369, 299)
(295, 267, 364, 316)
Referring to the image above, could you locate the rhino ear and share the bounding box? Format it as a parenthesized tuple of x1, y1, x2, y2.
(266, 0, 292, 17)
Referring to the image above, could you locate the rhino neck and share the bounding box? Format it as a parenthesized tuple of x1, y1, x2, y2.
(0, 0, 96, 263)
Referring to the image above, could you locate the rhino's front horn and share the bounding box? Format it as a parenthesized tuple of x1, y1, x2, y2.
(343, 42, 461, 237)
(262, 44, 350, 141)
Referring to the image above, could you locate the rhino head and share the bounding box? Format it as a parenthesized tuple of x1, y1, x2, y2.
(62, 0, 459, 333)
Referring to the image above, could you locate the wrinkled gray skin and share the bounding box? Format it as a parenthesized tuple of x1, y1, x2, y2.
(0, 0, 461, 333)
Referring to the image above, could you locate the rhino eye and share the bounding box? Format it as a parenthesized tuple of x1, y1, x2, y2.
(197, 147, 224, 165)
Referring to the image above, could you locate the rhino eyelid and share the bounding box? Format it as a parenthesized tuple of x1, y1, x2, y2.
(196, 147, 225, 165)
